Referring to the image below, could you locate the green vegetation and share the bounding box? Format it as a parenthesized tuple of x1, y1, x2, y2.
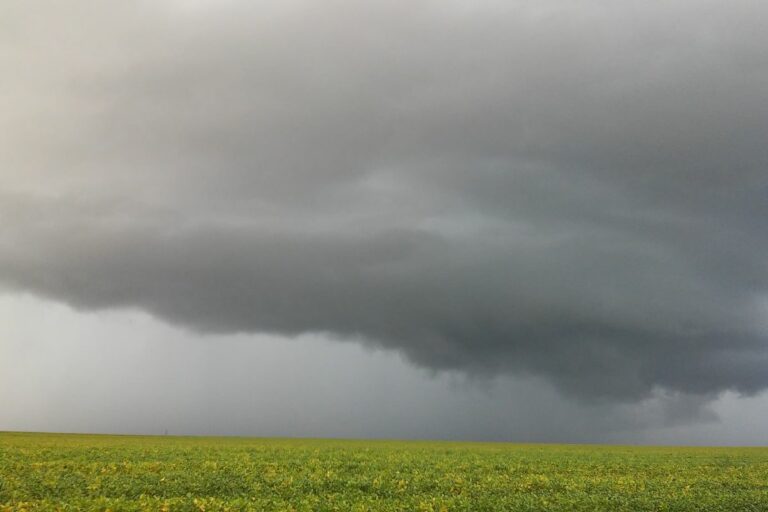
(2, 432, 767, 511)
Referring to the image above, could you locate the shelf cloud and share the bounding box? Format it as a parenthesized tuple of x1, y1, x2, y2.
(2, 0, 767, 403)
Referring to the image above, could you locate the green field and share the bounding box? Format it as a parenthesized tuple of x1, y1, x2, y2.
(2, 432, 768, 511)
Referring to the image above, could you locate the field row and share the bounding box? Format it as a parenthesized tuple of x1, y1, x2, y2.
(2, 433, 768, 511)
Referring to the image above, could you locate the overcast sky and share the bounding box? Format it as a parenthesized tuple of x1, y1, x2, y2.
(2, 0, 768, 444)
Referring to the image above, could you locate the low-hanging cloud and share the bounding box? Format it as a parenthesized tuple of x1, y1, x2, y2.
(2, 0, 768, 402)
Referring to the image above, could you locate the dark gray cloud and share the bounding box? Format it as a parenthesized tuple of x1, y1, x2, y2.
(2, 0, 768, 404)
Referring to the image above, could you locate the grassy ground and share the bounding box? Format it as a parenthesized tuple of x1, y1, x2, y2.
(1, 432, 767, 511)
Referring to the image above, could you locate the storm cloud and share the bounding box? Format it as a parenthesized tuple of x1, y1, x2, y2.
(2, 0, 768, 403)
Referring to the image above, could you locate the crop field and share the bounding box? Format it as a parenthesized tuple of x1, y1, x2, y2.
(1, 432, 768, 511)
